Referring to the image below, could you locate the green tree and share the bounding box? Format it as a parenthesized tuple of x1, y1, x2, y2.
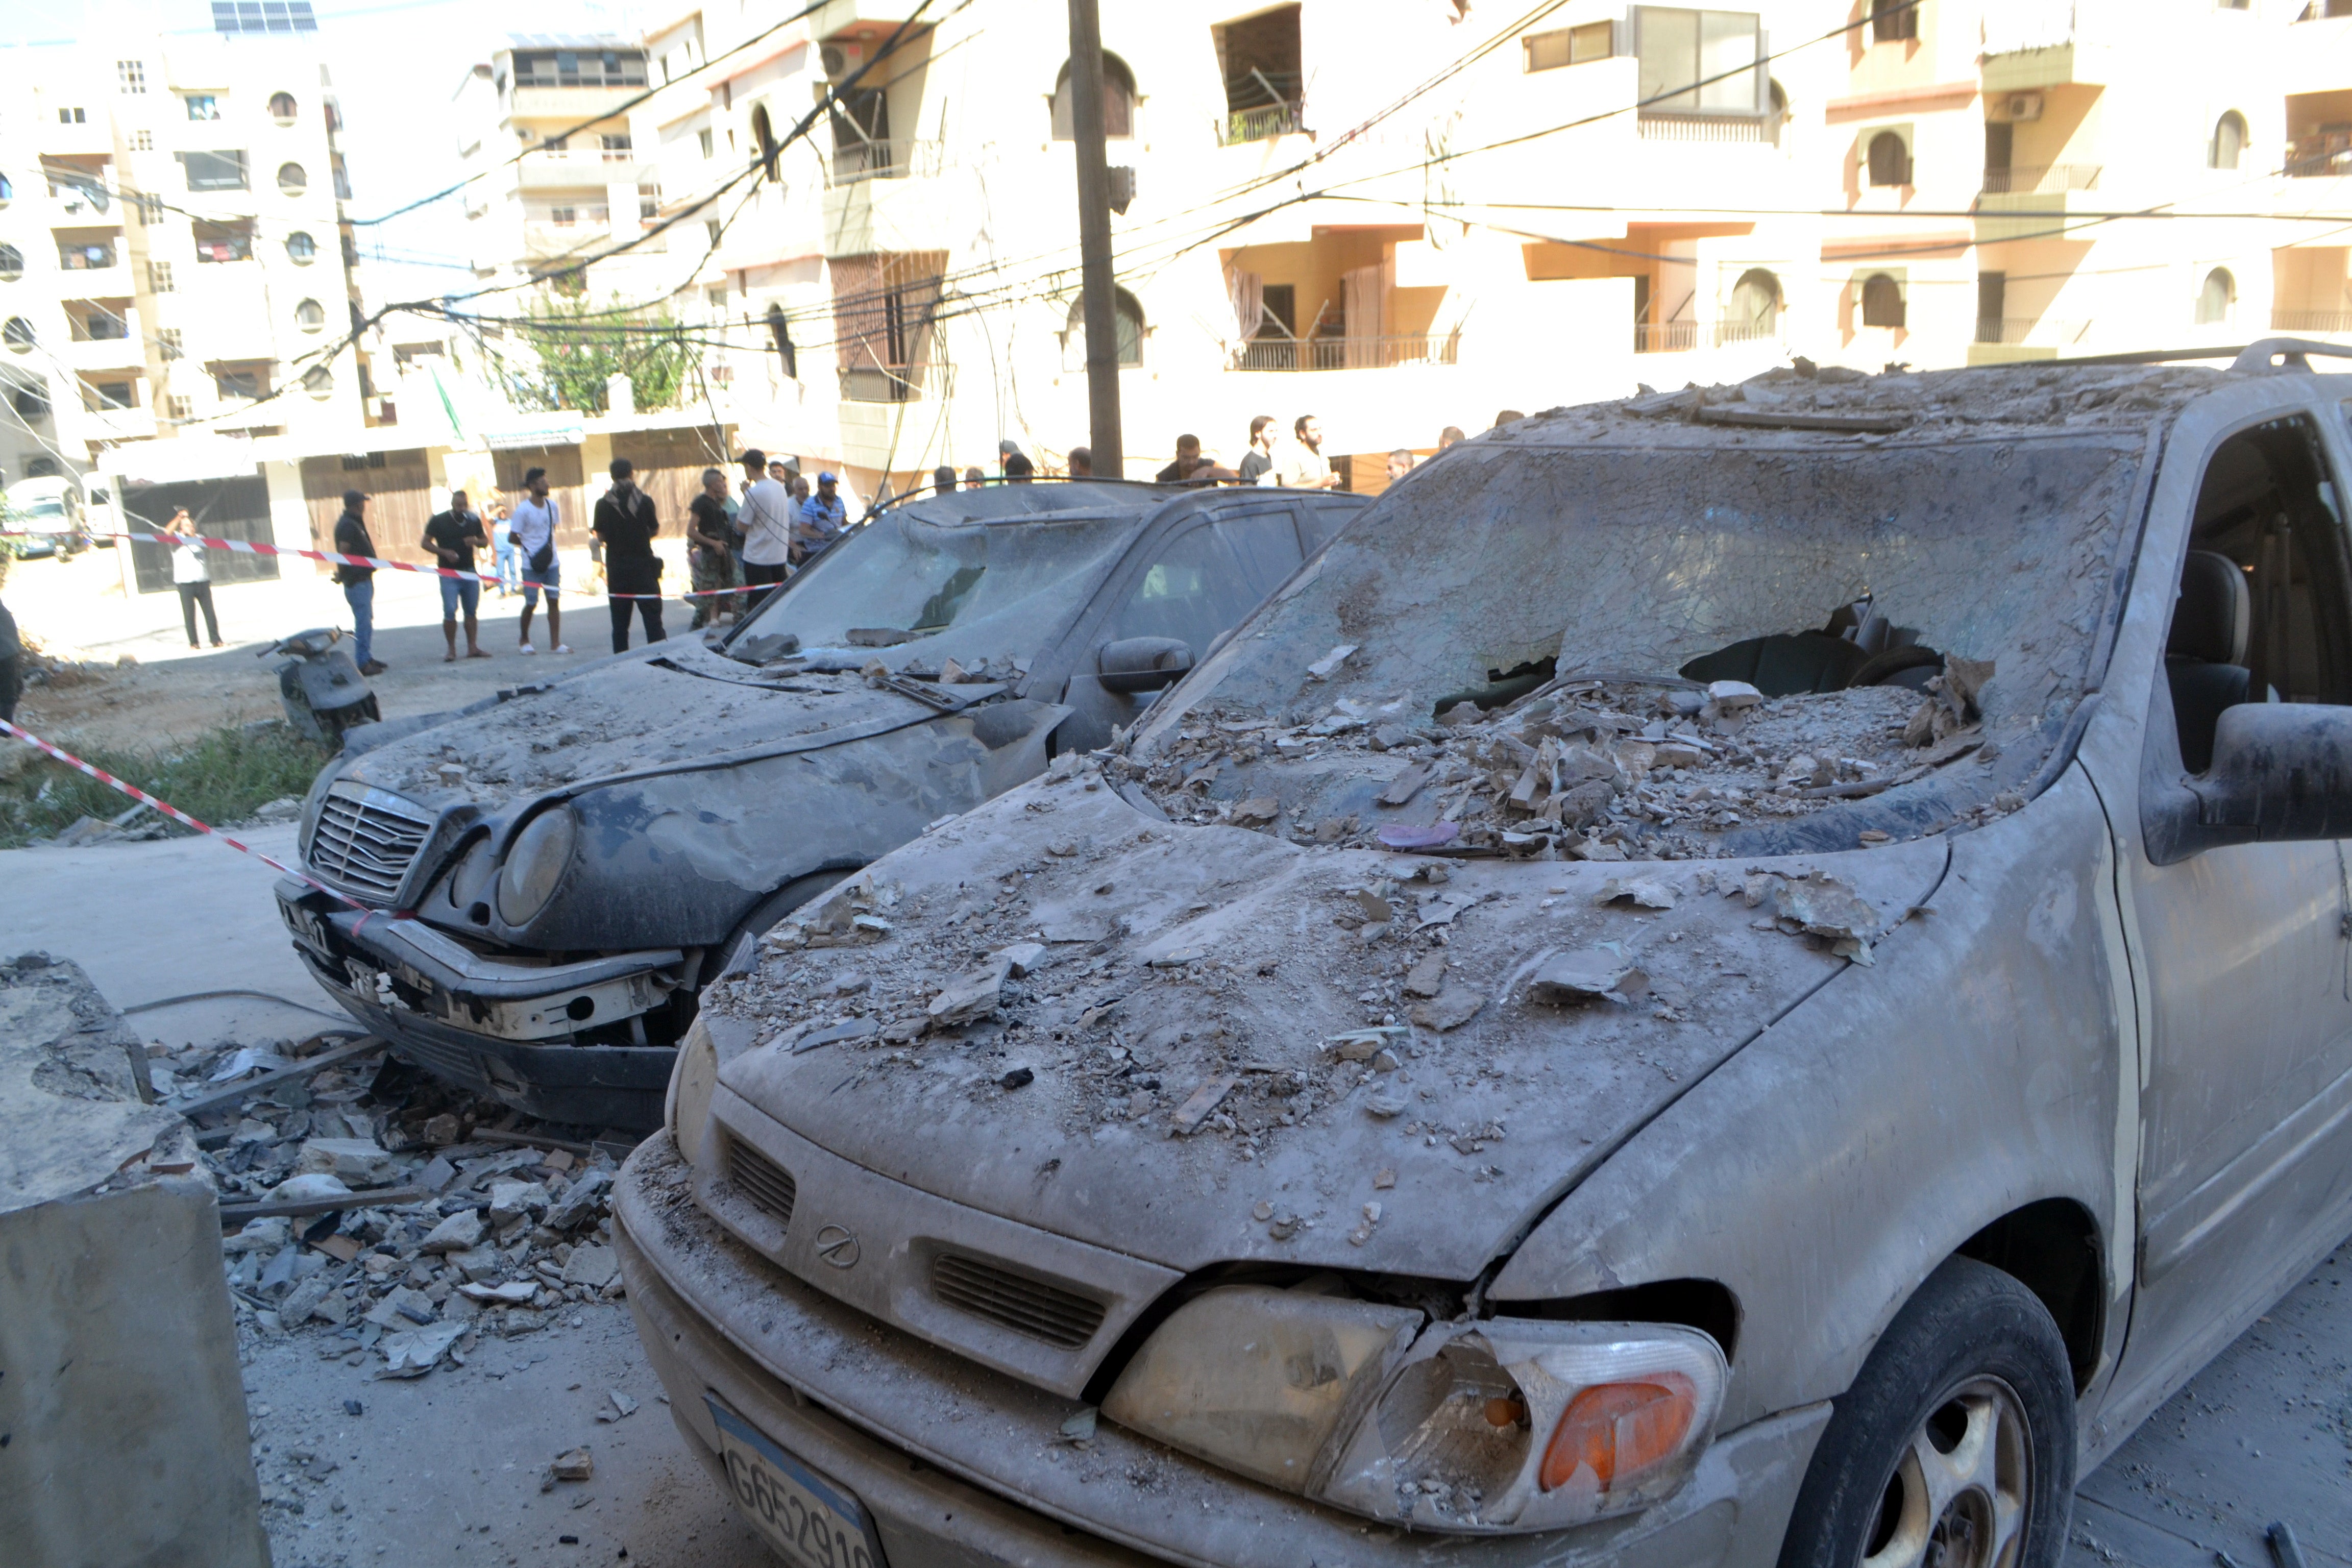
(495, 292, 693, 415)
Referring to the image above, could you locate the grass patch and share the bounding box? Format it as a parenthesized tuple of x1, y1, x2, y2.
(0, 723, 332, 849)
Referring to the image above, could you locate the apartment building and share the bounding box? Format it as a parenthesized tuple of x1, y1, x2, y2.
(508, 1, 2341, 495)
(0, 23, 369, 481)
(450, 36, 671, 302)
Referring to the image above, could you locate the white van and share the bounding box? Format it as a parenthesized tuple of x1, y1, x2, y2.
(3, 476, 85, 560)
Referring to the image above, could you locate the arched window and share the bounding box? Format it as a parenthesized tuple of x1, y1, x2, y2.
(295, 298, 326, 332)
(268, 91, 297, 125)
(1051, 54, 1136, 140)
(1768, 79, 1788, 146)
(750, 103, 778, 175)
(285, 230, 315, 263)
(2211, 111, 2246, 170)
(3, 317, 34, 352)
(1728, 268, 1781, 336)
(277, 161, 307, 195)
(302, 364, 334, 399)
(1866, 130, 1909, 187)
(0, 244, 20, 282)
(2197, 267, 2235, 325)
(1066, 287, 1145, 365)
(1860, 274, 1905, 329)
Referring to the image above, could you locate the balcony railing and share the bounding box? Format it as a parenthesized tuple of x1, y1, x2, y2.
(1231, 332, 1461, 371)
(840, 362, 953, 403)
(822, 138, 946, 188)
(2288, 134, 2352, 178)
(1634, 321, 1698, 354)
(1638, 113, 1768, 143)
(1973, 317, 2092, 346)
(1979, 163, 2101, 194)
(2271, 309, 2352, 333)
(58, 243, 119, 270)
(1218, 101, 1306, 146)
(1713, 318, 1782, 348)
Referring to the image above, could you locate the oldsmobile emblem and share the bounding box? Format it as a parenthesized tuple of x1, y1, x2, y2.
(814, 1224, 860, 1269)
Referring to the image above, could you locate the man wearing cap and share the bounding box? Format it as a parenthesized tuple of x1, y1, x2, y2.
(735, 448, 796, 614)
(794, 471, 848, 561)
(332, 489, 386, 675)
(592, 457, 666, 653)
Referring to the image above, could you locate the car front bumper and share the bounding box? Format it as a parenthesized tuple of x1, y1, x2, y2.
(612, 1131, 1830, 1568)
(277, 877, 681, 1128)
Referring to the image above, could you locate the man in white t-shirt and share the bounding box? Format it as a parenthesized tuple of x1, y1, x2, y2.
(166, 507, 223, 648)
(735, 448, 798, 615)
(508, 467, 569, 654)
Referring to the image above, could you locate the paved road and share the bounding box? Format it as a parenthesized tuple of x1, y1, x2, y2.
(5, 826, 2347, 1566)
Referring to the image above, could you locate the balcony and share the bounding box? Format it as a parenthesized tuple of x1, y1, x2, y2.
(1979, 4, 2110, 90)
(1973, 179, 2102, 243)
(509, 84, 640, 121)
(64, 305, 144, 371)
(1218, 100, 1307, 146)
(2288, 132, 2352, 179)
(1633, 322, 1698, 355)
(1966, 317, 2092, 364)
(1979, 163, 2101, 195)
(2271, 309, 2352, 333)
(56, 239, 122, 273)
(75, 403, 157, 443)
(1713, 319, 1784, 349)
(1231, 332, 1460, 371)
(821, 138, 945, 188)
(838, 362, 952, 403)
(518, 148, 641, 189)
(1638, 114, 1770, 144)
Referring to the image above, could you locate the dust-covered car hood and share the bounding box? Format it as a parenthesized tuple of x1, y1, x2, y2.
(701, 773, 1946, 1280)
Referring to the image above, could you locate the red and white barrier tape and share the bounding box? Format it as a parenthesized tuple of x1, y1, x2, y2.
(75, 528, 774, 601)
(0, 717, 384, 927)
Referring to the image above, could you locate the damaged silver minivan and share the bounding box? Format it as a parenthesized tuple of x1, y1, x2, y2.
(617, 345, 2352, 1568)
(275, 481, 1363, 1128)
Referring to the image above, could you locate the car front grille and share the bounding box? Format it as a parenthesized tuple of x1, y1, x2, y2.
(307, 781, 435, 903)
(931, 1254, 1107, 1350)
(725, 1135, 798, 1231)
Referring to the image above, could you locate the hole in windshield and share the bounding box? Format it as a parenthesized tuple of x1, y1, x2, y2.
(914, 565, 986, 632)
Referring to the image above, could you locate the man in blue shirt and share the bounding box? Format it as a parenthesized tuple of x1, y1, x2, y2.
(792, 470, 847, 563)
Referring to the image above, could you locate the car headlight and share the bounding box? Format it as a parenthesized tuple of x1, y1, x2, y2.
(496, 805, 577, 926)
(1104, 1289, 1726, 1533)
(668, 1015, 719, 1169)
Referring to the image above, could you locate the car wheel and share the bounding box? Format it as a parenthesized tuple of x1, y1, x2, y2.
(1777, 1256, 2075, 1568)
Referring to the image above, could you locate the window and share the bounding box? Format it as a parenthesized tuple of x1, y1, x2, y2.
(179, 150, 249, 191)
(184, 94, 220, 121)
(149, 260, 175, 292)
(136, 192, 165, 224)
(698, 127, 714, 158)
(1105, 517, 1305, 660)
(706, 218, 722, 246)
(79, 308, 128, 341)
(2197, 267, 2235, 325)
(1725, 267, 1780, 338)
(1860, 273, 1905, 328)
(285, 230, 315, 263)
(1215, 5, 1303, 142)
(1051, 54, 1137, 139)
(1524, 21, 1614, 70)
(192, 222, 254, 263)
(550, 268, 586, 297)
(833, 251, 946, 401)
(1633, 7, 1766, 116)
(1065, 288, 1146, 366)
(639, 183, 660, 219)
(3, 317, 34, 352)
(295, 298, 325, 331)
(59, 107, 86, 125)
(215, 368, 261, 399)
(118, 60, 146, 93)
(16, 385, 51, 418)
(551, 206, 577, 227)
(1866, 129, 1911, 186)
(0, 246, 18, 282)
(331, 155, 350, 200)
(601, 133, 633, 160)
(59, 241, 117, 271)
(165, 394, 192, 421)
(511, 48, 648, 88)
(158, 327, 183, 359)
(1870, 0, 1918, 43)
(277, 161, 307, 194)
(302, 364, 333, 399)
(2212, 111, 2247, 170)
(268, 91, 297, 124)
(86, 379, 135, 410)
(130, 130, 154, 152)
(1976, 271, 2006, 341)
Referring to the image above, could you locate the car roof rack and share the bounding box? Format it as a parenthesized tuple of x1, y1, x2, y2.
(1961, 339, 2352, 375)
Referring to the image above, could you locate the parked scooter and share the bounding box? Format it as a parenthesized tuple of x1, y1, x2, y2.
(261, 628, 378, 744)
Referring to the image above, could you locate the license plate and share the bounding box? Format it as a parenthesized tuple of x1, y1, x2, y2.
(707, 1396, 890, 1568)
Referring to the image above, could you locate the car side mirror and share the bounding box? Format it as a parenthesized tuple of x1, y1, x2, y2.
(1095, 636, 1194, 695)
(2157, 703, 2352, 860)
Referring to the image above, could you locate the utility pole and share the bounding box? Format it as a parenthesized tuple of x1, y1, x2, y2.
(1066, 0, 1123, 478)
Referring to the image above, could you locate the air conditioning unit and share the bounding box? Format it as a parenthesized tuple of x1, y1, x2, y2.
(820, 41, 864, 81)
(2003, 92, 2044, 122)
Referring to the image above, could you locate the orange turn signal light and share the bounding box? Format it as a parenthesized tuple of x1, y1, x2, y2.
(1538, 1374, 1698, 1493)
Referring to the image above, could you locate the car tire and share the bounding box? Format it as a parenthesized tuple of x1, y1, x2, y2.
(1776, 1256, 2075, 1568)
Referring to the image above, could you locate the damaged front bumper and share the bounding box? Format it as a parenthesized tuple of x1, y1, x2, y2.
(277, 878, 682, 1128)
(612, 1133, 1829, 1568)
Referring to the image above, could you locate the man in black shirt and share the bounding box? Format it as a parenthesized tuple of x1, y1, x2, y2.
(592, 457, 665, 652)
(684, 467, 739, 629)
(332, 489, 386, 675)
(422, 489, 492, 662)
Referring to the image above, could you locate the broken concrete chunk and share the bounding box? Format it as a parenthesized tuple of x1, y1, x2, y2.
(927, 960, 1011, 1026)
(1228, 796, 1282, 827)
(1528, 946, 1638, 1005)
(1171, 1076, 1238, 1134)
(550, 1448, 595, 1483)
(1403, 950, 1448, 998)
(296, 1137, 397, 1188)
(997, 941, 1049, 978)
(419, 1209, 485, 1255)
(1409, 986, 1484, 1032)
(267, 1172, 353, 1205)
(1596, 874, 1677, 910)
(459, 1279, 539, 1305)
(379, 1320, 467, 1377)
(1377, 765, 1431, 808)
(560, 1244, 619, 1290)
(486, 1179, 552, 1227)
(1438, 701, 1482, 727)
(1306, 644, 1359, 680)
(223, 1216, 293, 1255)
(1706, 679, 1763, 710)
(1352, 889, 1395, 924)
(546, 1170, 613, 1233)
(1364, 1087, 1410, 1117)
(1325, 1028, 1400, 1063)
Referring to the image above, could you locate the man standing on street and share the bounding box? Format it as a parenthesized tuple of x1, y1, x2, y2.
(166, 507, 223, 649)
(333, 489, 386, 675)
(511, 468, 568, 655)
(1236, 415, 1278, 485)
(735, 448, 796, 614)
(795, 471, 848, 561)
(1279, 414, 1340, 491)
(491, 503, 516, 597)
(423, 489, 492, 663)
(686, 467, 740, 630)
(594, 458, 666, 653)
(933, 464, 958, 495)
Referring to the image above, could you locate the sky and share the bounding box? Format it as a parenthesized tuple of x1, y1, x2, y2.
(0, 0, 643, 310)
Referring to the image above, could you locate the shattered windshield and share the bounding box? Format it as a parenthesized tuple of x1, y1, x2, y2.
(1136, 381, 2169, 859)
(731, 494, 1139, 659)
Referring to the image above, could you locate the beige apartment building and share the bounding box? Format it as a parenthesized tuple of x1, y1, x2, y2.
(0, 20, 370, 483)
(433, 0, 2348, 497)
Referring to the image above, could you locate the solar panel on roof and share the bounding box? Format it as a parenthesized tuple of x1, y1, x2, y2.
(213, 1, 315, 34)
